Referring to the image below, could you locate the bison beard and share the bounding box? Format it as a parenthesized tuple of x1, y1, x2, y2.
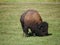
(20, 10, 48, 37)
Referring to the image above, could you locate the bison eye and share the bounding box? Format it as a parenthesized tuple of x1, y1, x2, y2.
(38, 25, 44, 29)
(38, 26, 41, 29)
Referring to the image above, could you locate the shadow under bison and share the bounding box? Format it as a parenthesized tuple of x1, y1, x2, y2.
(20, 9, 50, 37)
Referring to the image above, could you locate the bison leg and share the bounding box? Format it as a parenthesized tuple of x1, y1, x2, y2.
(30, 27, 37, 36)
(31, 30, 35, 36)
(23, 26, 29, 37)
(20, 22, 29, 36)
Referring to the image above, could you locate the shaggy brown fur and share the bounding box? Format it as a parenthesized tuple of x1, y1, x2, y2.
(24, 10, 42, 27)
(20, 10, 48, 36)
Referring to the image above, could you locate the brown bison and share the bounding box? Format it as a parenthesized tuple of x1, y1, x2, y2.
(20, 10, 48, 36)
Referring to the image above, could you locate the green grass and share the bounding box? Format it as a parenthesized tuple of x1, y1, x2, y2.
(0, 3, 60, 45)
(0, 0, 60, 2)
(0, 0, 44, 2)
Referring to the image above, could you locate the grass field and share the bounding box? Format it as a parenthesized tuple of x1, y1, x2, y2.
(0, 0, 60, 2)
(0, 3, 60, 45)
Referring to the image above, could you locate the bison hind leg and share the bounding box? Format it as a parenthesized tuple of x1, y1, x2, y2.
(23, 26, 29, 37)
(21, 23, 29, 37)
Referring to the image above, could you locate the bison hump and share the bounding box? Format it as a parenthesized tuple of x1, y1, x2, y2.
(24, 10, 42, 26)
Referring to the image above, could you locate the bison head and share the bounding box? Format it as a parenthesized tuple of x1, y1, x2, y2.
(35, 22, 48, 36)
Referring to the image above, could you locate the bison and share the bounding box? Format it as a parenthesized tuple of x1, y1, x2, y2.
(20, 10, 48, 37)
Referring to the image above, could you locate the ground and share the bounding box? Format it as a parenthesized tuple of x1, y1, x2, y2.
(0, 2, 60, 45)
(0, 0, 60, 2)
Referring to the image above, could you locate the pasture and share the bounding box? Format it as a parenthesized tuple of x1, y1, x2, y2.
(0, 0, 60, 2)
(0, 3, 60, 45)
